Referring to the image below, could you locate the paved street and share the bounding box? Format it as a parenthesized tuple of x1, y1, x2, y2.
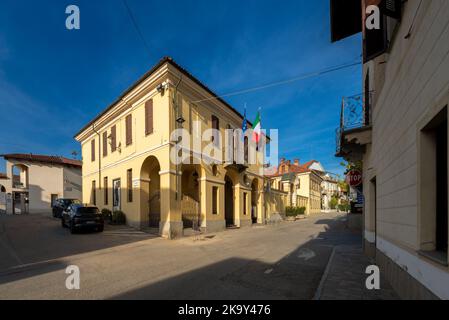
(0, 212, 397, 300)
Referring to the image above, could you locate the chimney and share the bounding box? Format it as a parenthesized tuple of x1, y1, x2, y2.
(294, 159, 300, 166)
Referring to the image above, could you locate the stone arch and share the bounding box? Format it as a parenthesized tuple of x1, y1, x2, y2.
(140, 155, 161, 228)
(181, 164, 202, 229)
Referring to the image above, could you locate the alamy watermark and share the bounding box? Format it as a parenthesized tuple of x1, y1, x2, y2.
(366, 5, 381, 30)
(365, 265, 380, 290)
(169, 123, 279, 175)
(65, 265, 80, 290)
(66, 5, 80, 30)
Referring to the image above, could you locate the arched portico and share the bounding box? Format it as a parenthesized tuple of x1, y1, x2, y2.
(140, 156, 161, 229)
(181, 164, 201, 229)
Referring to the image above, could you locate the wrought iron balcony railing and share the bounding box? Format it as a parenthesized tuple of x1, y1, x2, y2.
(336, 92, 373, 154)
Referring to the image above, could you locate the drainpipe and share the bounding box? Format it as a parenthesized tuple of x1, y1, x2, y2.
(92, 124, 101, 191)
(173, 76, 183, 201)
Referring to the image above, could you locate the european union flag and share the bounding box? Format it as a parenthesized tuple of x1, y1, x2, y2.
(242, 108, 247, 133)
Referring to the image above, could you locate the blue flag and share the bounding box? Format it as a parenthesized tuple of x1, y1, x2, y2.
(242, 108, 247, 134)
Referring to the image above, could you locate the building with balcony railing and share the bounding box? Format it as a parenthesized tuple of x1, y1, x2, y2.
(335, 92, 373, 160)
(330, 0, 449, 299)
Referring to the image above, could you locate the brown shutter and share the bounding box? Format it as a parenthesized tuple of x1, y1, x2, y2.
(102, 132, 108, 157)
(145, 99, 153, 135)
(111, 125, 117, 152)
(211, 115, 219, 144)
(91, 139, 95, 162)
(126, 114, 132, 145)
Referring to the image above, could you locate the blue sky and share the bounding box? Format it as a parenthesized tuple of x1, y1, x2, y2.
(0, 0, 361, 176)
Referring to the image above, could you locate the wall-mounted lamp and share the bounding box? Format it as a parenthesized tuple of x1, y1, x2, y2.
(176, 117, 186, 125)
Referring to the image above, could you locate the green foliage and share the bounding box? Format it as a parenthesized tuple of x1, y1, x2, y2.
(112, 210, 126, 225)
(340, 160, 363, 175)
(329, 196, 338, 210)
(338, 204, 350, 212)
(101, 208, 112, 220)
(286, 206, 306, 217)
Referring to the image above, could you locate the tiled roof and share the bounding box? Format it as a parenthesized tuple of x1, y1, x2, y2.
(75, 56, 251, 138)
(0, 173, 8, 180)
(265, 163, 311, 178)
(1, 154, 82, 168)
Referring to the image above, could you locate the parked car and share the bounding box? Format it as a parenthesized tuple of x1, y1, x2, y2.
(52, 198, 81, 218)
(61, 204, 104, 234)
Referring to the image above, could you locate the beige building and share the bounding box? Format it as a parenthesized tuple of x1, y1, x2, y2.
(74, 57, 282, 238)
(321, 174, 340, 212)
(0, 154, 82, 214)
(332, 0, 449, 299)
(266, 159, 323, 215)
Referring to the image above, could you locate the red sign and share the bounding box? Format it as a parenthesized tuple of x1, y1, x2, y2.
(347, 170, 362, 187)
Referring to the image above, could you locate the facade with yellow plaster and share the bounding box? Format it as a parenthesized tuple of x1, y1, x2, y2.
(266, 158, 323, 215)
(75, 57, 275, 238)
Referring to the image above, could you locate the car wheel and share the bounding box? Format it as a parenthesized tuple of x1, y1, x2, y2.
(70, 221, 76, 234)
(97, 226, 104, 233)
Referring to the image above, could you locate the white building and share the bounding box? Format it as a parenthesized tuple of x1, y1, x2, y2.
(0, 154, 82, 214)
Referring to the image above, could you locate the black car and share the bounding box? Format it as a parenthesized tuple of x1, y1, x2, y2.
(62, 204, 104, 234)
(52, 198, 81, 218)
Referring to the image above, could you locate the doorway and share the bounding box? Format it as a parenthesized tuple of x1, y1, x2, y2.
(251, 179, 259, 224)
(112, 179, 121, 212)
(225, 176, 234, 227)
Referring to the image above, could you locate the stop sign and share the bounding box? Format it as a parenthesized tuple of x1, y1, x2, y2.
(347, 170, 363, 187)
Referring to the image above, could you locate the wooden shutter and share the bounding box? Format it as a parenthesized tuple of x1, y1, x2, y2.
(145, 99, 153, 135)
(111, 125, 117, 152)
(102, 132, 108, 157)
(380, 0, 402, 20)
(91, 139, 95, 162)
(126, 114, 132, 146)
(211, 115, 219, 144)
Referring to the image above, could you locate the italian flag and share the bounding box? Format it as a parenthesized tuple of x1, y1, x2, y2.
(252, 111, 261, 144)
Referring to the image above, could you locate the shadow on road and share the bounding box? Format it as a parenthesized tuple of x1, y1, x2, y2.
(111, 215, 386, 300)
(0, 213, 158, 281)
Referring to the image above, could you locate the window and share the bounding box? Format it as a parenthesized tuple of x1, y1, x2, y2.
(111, 125, 117, 152)
(103, 131, 108, 157)
(91, 139, 95, 162)
(211, 115, 219, 145)
(92, 180, 96, 205)
(104, 177, 108, 205)
(127, 169, 133, 202)
(145, 99, 153, 135)
(126, 114, 132, 146)
(225, 124, 234, 163)
(243, 192, 248, 215)
(435, 116, 448, 254)
(419, 107, 448, 263)
(212, 186, 218, 215)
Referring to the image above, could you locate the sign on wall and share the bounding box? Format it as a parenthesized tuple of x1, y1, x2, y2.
(346, 169, 363, 187)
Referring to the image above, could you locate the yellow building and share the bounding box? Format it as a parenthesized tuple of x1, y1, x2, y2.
(75, 57, 271, 238)
(266, 159, 323, 215)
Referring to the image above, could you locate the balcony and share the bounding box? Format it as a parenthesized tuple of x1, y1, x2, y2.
(336, 92, 373, 161)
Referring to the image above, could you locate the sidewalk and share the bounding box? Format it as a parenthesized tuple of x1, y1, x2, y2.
(315, 245, 399, 300)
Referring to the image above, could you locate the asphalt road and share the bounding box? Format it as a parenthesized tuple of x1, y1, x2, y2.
(0, 212, 360, 299)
